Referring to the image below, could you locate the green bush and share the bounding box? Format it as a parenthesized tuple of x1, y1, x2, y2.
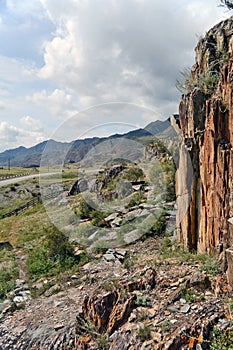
(90, 210, 106, 227)
(126, 192, 145, 208)
(200, 255, 219, 275)
(76, 197, 93, 219)
(0, 263, 19, 300)
(124, 166, 144, 182)
(26, 228, 79, 280)
(137, 323, 152, 341)
(211, 327, 233, 350)
(26, 246, 55, 278)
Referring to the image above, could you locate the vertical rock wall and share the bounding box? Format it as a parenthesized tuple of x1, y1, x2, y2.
(177, 18, 233, 262)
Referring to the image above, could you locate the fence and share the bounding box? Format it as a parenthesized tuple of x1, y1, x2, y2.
(0, 173, 31, 181)
(0, 193, 57, 220)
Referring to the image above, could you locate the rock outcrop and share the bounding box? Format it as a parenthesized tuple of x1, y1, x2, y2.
(176, 18, 233, 269)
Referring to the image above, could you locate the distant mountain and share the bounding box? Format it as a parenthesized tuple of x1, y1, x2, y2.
(0, 118, 174, 167)
(145, 119, 170, 135)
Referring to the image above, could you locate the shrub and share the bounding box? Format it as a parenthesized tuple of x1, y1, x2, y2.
(199, 255, 219, 275)
(137, 323, 152, 341)
(126, 192, 145, 208)
(26, 246, 55, 279)
(76, 197, 93, 219)
(26, 228, 79, 280)
(90, 210, 106, 227)
(0, 263, 19, 300)
(124, 166, 144, 182)
(210, 327, 233, 349)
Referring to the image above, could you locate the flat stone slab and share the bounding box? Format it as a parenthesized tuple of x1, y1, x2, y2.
(123, 229, 143, 244)
(105, 213, 119, 222)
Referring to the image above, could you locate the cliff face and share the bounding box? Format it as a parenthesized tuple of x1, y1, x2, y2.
(177, 18, 233, 262)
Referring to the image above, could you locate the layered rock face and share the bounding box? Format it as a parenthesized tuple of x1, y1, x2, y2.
(177, 18, 233, 260)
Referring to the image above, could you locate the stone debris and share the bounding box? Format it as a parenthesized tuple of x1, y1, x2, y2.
(0, 238, 232, 349)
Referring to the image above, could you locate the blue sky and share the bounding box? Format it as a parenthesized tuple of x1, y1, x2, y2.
(0, 0, 230, 152)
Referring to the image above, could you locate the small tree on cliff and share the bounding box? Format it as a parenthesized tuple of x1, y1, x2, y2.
(220, 0, 233, 9)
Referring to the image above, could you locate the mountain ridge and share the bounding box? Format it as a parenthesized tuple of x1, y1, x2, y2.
(0, 118, 174, 167)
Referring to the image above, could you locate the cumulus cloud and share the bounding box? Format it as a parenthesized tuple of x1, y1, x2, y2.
(38, 0, 228, 117)
(0, 121, 19, 143)
(28, 89, 76, 120)
(20, 116, 44, 132)
(0, 0, 230, 152)
(0, 121, 47, 152)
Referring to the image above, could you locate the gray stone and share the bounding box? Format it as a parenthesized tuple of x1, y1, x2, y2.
(105, 213, 119, 222)
(88, 230, 99, 240)
(228, 217, 233, 225)
(138, 209, 150, 218)
(103, 253, 116, 262)
(166, 210, 177, 217)
(123, 229, 143, 244)
(0, 300, 11, 313)
(121, 209, 142, 224)
(180, 304, 190, 313)
(111, 217, 122, 227)
(68, 178, 88, 195)
(179, 298, 186, 304)
(114, 249, 127, 257)
(167, 306, 179, 312)
(18, 290, 31, 297)
(71, 274, 79, 279)
(13, 295, 30, 303)
(139, 203, 155, 210)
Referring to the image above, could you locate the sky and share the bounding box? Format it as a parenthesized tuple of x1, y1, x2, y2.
(0, 0, 230, 152)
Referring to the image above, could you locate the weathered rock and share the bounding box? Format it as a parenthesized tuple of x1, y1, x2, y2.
(226, 248, 233, 286)
(123, 229, 142, 244)
(0, 242, 13, 250)
(176, 18, 233, 276)
(80, 291, 135, 335)
(187, 272, 211, 291)
(68, 178, 88, 195)
(180, 303, 190, 313)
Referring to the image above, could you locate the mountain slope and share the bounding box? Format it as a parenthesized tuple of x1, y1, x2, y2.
(0, 118, 172, 167)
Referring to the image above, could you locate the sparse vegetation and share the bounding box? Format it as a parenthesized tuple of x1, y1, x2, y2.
(126, 191, 146, 208)
(176, 68, 220, 95)
(0, 261, 19, 300)
(26, 228, 88, 280)
(123, 166, 144, 182)
(210, 326, 233, 349)
(135, 294, 151, 307)
(137, 322, 152, 341)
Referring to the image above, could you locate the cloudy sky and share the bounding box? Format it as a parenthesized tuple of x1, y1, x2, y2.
(0, 0, 230, 152)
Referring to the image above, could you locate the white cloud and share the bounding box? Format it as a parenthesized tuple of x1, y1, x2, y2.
(20, 116, 44, 132)
(28, 89, 75, 119)
(0, 121, 47, 152)
(0, 55, 36, 87)
(0, 0, 230, 152)
(6, 0, 45, 19)
(37, 0, 228, 118)
(0, 121, 19, 143)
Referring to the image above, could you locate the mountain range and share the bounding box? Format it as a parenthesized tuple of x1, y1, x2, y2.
(0, 118, 174, 167)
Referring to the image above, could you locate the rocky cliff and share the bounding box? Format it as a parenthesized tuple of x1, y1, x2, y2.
(176, 18, 233, 269)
